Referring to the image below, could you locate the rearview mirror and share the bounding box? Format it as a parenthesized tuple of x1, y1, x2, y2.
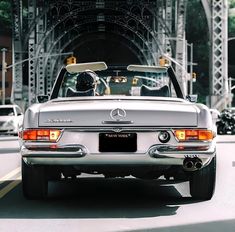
(186, 94, 198, 103)
(37, 95, 49, 103)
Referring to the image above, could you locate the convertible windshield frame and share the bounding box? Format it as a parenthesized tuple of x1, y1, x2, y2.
(50, 66, 184, 100)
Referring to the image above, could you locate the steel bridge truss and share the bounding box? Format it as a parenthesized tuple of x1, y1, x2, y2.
(11, 0, 228, 108)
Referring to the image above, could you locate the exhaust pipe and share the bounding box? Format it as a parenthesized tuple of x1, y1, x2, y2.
(183, 158, 195, 171)
(185, 160, 194, 169)
(195, 161, 203, 169)
(183, 157, 203, 171)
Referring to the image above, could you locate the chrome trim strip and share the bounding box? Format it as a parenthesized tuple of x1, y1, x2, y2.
(55, 127, 199, 132)
(22, 144, 87, 156)
(102, 121, 134, 124)
(23, 154, 214, 166)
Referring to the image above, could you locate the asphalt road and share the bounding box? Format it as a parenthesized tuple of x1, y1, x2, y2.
(0, 136, 235, 232)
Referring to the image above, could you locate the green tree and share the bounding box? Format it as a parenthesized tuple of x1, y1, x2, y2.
(229, 0, 235, 8)
(229, 16, 235, 36)
(186, 0, 209, 103)
(0, 0, 11, 33)
(229, 0, 235, 36)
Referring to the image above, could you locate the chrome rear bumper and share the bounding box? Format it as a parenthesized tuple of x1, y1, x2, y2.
(22, 146, 215, 167)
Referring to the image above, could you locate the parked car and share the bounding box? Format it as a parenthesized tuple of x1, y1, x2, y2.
(0, 104, 23, 136)
(20, 62, 216, 200)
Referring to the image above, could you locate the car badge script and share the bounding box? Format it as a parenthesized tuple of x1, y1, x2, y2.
(110, 108, 127, 121)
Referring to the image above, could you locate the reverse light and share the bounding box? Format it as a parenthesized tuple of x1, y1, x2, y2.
(22, 129, 61, 142)
(158, 131, 171, 143)
(174, 129, 214, 141)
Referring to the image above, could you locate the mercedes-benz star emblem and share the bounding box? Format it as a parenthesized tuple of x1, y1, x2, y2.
(110, 108, 127, 121)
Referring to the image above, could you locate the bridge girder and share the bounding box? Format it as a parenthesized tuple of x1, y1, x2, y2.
(24, 0, 172, 47)
(11, 0, 228, 108)
(49, 31, 148, 89)
(201, 0, 228, 109)
(11, 0, 23, 106)
(175, 0, 188, 95)
(33, 16, 160, 101)
(20, 0, 177, 104)
(44, 27, 153, 94)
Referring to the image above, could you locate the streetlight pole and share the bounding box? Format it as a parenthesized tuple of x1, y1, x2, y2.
(189, 43, 193, 95)
(1, 48, 7, 105)
(227, 37, 235, 107)
(2, 52, 72, 106)
(164, 38, 195, 95)
(229, 77, 232, 108)
(228, 77, 235, 108)
(6, 52, 73, 69)
(228, 37, 235, 41)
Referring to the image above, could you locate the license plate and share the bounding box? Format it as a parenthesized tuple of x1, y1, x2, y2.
(99, 133, 137, 152)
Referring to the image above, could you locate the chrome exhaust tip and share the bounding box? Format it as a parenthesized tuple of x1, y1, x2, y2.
(183, 158, 195, 171)
(183, 157, 203, 171)
(186, 161, 194, 169)
(195, 161, 203, 169)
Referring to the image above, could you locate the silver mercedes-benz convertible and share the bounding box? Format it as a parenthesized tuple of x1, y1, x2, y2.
(20, 62, 216, 200)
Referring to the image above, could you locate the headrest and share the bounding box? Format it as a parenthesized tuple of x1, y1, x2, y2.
(76, 70, 98, 91)
(66, 87, 95, 97)
(140, 85, 170, 97)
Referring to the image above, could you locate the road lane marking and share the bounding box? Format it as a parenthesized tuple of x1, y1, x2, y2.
(0, 136, 19, 141)
(0, 177, 21, 199)
(0, 167, 21, 184)
(0, 167, 21, 199)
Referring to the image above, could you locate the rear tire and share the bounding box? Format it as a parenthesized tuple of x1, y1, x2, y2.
(189, 156, 216, 200)
(22, 158, 48, 199)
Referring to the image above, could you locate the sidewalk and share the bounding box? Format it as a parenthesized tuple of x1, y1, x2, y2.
(217, 135, 235, 143)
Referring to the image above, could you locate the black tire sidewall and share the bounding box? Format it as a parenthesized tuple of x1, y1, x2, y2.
(189, 156, 216, 200)
(22, 158, 48, 199)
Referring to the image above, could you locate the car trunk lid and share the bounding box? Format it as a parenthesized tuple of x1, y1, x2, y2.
(38, 98, 198, 127)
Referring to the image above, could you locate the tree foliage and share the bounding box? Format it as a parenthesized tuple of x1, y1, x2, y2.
(229, 16, 235, 36)
(229, 0, 235, 36)
(186, 0, 209, 103)
(0, 0, 11, 33)
(229, 0, 235, 8)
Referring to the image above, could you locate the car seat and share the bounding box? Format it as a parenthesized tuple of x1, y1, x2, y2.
(140, 85, 170, 97)
(66, 87, 95, 97)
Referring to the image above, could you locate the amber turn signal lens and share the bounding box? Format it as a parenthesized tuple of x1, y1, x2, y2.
(198, 130, 214, 140)
(23, 129, 61, 142)
(174, 129, 214, 141)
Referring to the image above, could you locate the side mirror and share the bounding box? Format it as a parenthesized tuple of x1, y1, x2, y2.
(37, 95, 49, 103)
(186, 94, 198, 103)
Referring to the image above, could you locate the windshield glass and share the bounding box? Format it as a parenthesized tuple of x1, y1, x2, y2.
(0, 107, 14, 116)
(56, 67, 178, 99)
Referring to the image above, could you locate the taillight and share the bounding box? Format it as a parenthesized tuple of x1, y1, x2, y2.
(174, 129, 214, 141)
(22, 129, 61, 142)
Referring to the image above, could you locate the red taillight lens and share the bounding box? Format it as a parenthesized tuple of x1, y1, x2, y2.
(23, 129, 61, 142)
(174, 129, 214, 141)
